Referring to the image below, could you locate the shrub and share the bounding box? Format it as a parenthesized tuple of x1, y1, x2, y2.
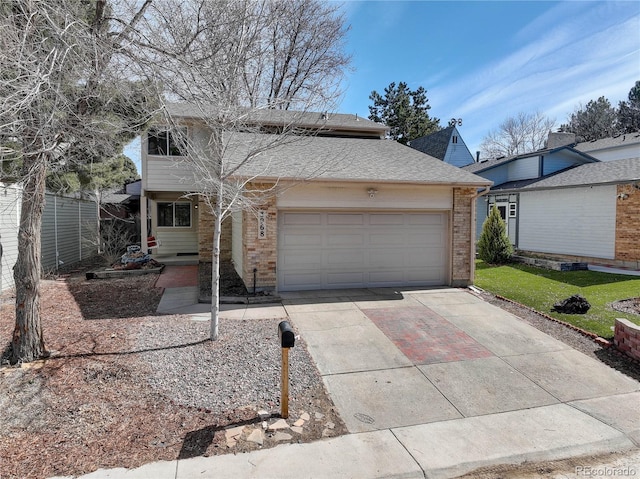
(477, 205, 513, 264)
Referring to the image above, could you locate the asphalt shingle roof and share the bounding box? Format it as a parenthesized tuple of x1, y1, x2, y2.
(223, 132, 492, 186)
(407, 126, 455, 160)
(574, 131, 640, 152)
(165, 103, 387, 135)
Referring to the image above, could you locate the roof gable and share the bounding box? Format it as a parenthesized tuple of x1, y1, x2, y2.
(408, 126, 455, 160)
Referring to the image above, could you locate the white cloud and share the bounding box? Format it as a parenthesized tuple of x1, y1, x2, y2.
(436, 3, 640, 153)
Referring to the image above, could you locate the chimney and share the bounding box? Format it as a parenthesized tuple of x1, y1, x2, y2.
(547, 132, 576, 149)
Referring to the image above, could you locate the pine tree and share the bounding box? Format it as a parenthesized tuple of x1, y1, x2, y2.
(477, 205, 513, 264)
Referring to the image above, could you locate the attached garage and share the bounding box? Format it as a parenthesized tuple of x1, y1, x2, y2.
(278, 211, 449, 291)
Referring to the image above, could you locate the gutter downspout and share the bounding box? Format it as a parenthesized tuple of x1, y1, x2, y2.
(469, 185, 491, 284)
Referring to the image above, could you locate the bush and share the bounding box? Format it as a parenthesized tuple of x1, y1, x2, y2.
(477, 205, 513, 264)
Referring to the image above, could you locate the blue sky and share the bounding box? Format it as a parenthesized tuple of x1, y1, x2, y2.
(126, 0, 640, 172)
(337, 0, 640, 155)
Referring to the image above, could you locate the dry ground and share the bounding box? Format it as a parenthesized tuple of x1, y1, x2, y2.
(1, 261, 638, 479)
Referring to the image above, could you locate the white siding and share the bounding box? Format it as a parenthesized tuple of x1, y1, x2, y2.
(0, 184, 20, 292)
(518, 185, 616, 259)
(277, 183, 453, 210)
(231, 210, 243, 277)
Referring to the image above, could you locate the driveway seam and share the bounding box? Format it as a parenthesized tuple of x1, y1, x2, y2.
(389, 428, 427, 479)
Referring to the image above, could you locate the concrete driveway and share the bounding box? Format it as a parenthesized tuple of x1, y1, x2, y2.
(280, 287, 640, 478)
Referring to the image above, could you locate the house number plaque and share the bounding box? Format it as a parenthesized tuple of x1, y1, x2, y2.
(258, 210, 267, 239)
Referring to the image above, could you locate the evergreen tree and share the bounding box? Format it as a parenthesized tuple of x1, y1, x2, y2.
(560, 96, 617, 141)
(477, 205, 513, 264)
(617, 80, 640, 133)
(368, 81, 440, 144)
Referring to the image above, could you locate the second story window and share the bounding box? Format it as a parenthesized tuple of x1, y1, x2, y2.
(147, 129, 185, 156)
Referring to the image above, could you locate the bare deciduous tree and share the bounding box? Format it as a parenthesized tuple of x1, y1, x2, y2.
(138, 0, 350, 340)
(480, 111, 556, 159)
(0, 0, 155, 363)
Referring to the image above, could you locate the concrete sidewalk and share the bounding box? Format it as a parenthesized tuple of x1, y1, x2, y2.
(57, 285, 640, 479)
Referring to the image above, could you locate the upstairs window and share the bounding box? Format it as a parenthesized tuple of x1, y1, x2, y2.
(148, 129, 185, 156)
(452, 136, 458, 144)
(158, 202, 191, 227)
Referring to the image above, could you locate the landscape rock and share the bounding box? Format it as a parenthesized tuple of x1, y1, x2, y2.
(267, 418, 289, 431)
(246, 429, 264, 446)
(273, 432, 292, 441)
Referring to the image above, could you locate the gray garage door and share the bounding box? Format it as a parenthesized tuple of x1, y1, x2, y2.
(277, 211, 449, 291)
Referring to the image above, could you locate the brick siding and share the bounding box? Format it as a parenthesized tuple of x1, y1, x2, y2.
(451, 187, 475, 287)
(198, 196, 233, 298)
(241, 183, 278, 291)
(614, 318, 640, 362)
(615, 184, 640, 262)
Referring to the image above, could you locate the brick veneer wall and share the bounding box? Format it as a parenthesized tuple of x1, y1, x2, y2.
(198, 196, 233, 298)
(615, 184, 640, 262)
(241, 184, 278, 291)
(451, 187, 476, 287)
(614, 318, 640, 362)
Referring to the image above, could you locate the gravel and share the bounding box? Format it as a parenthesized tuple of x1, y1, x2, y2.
(135, 315, 324, 412)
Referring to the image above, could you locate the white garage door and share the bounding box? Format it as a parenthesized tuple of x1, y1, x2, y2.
(278, 211, 449, 291)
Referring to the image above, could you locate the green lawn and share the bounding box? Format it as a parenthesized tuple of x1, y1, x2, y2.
(474, 261, 640, 339)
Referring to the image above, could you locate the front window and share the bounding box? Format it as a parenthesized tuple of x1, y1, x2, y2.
(158, 202, 191, 227)
(147, 129, 185, 156)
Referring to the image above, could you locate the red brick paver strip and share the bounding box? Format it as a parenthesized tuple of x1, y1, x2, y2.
(155, 265, 198, 289)
(361, 306, 493, 365)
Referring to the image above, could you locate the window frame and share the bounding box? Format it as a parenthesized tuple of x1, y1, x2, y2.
(147, 128, 186, 156)
(157, 201, 192, 228)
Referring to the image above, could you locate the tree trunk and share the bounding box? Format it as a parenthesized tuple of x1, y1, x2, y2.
(11, 152, 48, 364)
(210, 190, 223, 341)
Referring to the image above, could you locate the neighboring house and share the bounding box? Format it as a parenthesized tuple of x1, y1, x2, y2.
(141, 105, 492, 294)
(100, 180, 141, 221)
(407, 126, 475, 168)
(0, 183, 99, 292)
(574, 131, 640, 162)
(465, 141, 640, 268)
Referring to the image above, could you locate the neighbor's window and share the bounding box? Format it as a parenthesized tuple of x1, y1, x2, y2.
(158, 202, 191, 227)
(147, 129, 185, 156)
(508, 203, 517, 218)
